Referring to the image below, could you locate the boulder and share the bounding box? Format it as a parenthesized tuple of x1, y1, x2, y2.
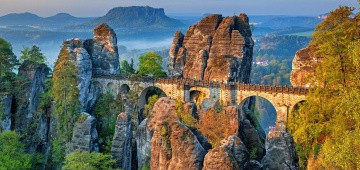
(168, 14, 253, 83)
(69, 113, 99, 152)
(203, 135, 249, 170)
(84, 23, 120, 75)
(0, 95, 12, 131)
(149, 97, 207, 170)
(261, 132, 299, 170)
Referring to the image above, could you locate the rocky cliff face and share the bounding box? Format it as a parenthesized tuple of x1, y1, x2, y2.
(261, 132, 299, 170)
(69, 113, 99, 152)
(148, 97, 207, 170)
(14, 61, 50, 143)
(203, 136, 249, 170)
(60, 23, 120, 112)
(61, 39, 93, 112)
(84, 23, 120, 76)
(111, 112, 133, 170)
(168, 14, 254, 83)
(290, 46, 320, 87)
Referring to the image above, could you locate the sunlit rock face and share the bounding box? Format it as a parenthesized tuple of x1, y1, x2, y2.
(148, 97, 207, 170)
(290, 46, 321, 87)
(203, 135, 249, 170)
(84, 23, 120, 75)
(168, 14, 254, 83)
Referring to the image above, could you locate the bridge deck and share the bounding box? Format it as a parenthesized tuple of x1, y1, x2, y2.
(93, 74, 308, 95)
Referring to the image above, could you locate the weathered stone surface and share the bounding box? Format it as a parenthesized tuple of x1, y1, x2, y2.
(111, 112, 133, 170)
(290, 46, 320, 87)
(168, 31, 185, 77)
(238, 102, 266, 161)
(69, 113, 99, 152)
(14, 61, 50, 135)
(149, 97, 207, 170)
(61, 39, 93, 112)
(84, 23, 120, 75)
(0, 95, 12, 131)
(203, 135, 249, 170)
(249, 160, 263, 170)
(261, 132, 299, 170)
(168, 14, 253, 83)
(136, 119, 152, 169)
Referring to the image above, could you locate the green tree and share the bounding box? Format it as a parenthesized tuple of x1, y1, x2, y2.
(94, 92, 124, 153)
(137, 52, 166, 77)
(52, 48, 80, 141)
(63, 150, 115, 170)
(144, 95, 158, 117)
(0, 38, 18, 93)
(19, 45, 46, 64)
(0, 131, 32, 170)
(288, 6, 360, 169)
(120, 59, 135, 75)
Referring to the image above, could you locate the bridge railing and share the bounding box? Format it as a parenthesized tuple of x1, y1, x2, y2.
(93, 74, 308, 95)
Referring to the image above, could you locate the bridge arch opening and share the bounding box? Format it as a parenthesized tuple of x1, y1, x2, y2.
(120, 84, 130, 94)
(239, 96, 277, 134)
(106, 82, 115, 93)
(139, 86, 167, 120)
(287, 100, 306, 131)
(190, 90, 207, 109)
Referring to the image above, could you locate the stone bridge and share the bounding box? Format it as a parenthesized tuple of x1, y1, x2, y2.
(92, 75, 308, 130)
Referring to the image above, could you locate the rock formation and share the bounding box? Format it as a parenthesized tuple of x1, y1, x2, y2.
(203, 136, 249, 170)
(238, 102, 266, 161)
(84, 23, 120, 76)
(61, 39, 93, 112)
(168, 14, 254, 83)
(290, 45, 321, 87)
(261, 132, 299, 170)
(136, 119, 152, 169)
(13, 61, 51, 153)
(111, 112, 133, 170)
(69, 113, 99, 152)
(14, 61, 50, 134)
(148, 97, 207, 170)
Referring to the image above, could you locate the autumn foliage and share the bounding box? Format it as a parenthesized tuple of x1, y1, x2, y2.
(197, 106, 238, 147)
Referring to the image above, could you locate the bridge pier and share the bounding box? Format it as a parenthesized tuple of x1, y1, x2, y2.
(275, 105, 290, 131)
(184, 86, 190, 102)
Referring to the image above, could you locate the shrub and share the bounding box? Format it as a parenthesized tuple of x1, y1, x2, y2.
(63, 150, 115, 170)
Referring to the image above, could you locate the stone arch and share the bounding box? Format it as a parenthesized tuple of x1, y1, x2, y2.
(106, 82, 115, 93)
(139, 86, 167, 110)
(92, 81, 103, 93)
(239, 96, 277, 134)
(189, 86, 210, 109)
(120, 84, 130, 94)
(289, 100, 306, 115)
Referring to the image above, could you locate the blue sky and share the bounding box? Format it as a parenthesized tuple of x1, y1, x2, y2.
(0, 0, 358, 17)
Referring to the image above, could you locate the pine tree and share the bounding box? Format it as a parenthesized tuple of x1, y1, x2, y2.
(52, 48, 80, 141)
(19, 45, 47, 64)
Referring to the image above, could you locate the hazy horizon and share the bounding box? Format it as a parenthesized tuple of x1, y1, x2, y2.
(0, 0, 358, 17)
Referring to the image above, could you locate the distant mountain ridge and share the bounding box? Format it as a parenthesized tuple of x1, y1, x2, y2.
(0, 12, 94, 27)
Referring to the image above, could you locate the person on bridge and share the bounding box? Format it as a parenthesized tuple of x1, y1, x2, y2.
(194, 75, 196, 81)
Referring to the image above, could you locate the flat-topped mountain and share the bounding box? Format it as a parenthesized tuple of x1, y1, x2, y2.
(83, 6, 184, 28)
